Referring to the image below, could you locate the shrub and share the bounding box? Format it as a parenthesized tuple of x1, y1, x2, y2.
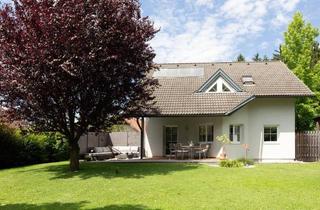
(237, 158, 255, 166)
(0, 125, 25, 168)
(42, 132, 69, 162)
(220, 159, 244, 168)
(0, 124, 68, 169)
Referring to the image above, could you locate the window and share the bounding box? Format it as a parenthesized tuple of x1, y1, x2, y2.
(199, 125, 214, 142)
(207, 125, 214, 142)
(222, 83, 230, 92)
(264, 126, 277, 142)
(229, 125, 241, 143)
(206, 78, 234, 93)
(209, 83, 217, 92)
(199, 126, 206, 142)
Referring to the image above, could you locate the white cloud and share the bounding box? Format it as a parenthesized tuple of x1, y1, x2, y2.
(152, 16, 234, 62)
(271, 13, 290, 27)
(185, 0, 215, 8)
(194, 0, 215, 8)
(260, 42, 269, 50)
(276, 0, 300, 12)
(274, 38, 283, 48)
(147, 0, 301, 63)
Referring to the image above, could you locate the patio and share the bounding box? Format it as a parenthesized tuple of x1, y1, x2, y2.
(101, 157, 219, 164)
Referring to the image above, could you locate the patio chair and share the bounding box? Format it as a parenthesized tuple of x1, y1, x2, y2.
(168, 143, 177, 160)
(175, 144, 190, 160)
(195, 144, 210, 159)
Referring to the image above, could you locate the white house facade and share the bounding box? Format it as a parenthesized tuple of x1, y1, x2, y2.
(141, 61, 313, 162)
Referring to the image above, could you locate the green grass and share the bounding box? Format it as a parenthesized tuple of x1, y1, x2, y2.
(0, 162, 320, 210)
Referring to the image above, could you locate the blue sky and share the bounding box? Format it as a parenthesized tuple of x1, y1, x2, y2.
(1, 0, 319, 63)
(141, 0, 320, 63)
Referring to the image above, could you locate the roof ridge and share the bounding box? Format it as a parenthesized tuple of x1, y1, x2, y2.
(156, 60, 283, 65)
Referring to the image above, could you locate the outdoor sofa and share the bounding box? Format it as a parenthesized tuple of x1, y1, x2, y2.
(86, 146, 140, 160)
(87, 146, 114, 160)
(112, 146, 140, 158)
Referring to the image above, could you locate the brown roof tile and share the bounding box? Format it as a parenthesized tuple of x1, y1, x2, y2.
(149, 61, 313, 116)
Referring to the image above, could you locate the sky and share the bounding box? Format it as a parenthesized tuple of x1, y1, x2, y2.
(1, 0, 319, 63)
(141, 0, 320, 63)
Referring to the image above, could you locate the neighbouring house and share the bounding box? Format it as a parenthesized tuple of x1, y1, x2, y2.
(138, 61, 313, 162)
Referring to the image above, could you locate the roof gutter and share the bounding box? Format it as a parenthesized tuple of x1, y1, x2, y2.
(225, 95, 256, 116)
(139, 113, 226, 118)
(254, 94, 314, 98)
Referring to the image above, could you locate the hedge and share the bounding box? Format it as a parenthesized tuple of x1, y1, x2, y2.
(0, 124, 69, 169)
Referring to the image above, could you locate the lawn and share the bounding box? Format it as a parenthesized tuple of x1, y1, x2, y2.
(0, 162, 320, 210)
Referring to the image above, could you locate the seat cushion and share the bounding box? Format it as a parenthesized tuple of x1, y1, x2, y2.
(94, 147, 111, 153)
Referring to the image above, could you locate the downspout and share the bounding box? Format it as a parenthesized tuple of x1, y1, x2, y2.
(136, 117, 145, 159)
(86, 132, 89, 152)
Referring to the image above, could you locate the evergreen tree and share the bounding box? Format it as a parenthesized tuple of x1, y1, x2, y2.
(237, 54, 245, 62)
(263, 55, 269, 61)
(252, 53, 262, 61)
(272, 45, 282, 61)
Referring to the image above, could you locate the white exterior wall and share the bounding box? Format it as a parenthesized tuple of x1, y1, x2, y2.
(222, 98, 296, 161)
(144, 98, 296, 162)
(248, 98, 295, 161)
(144, 117, 223, 158)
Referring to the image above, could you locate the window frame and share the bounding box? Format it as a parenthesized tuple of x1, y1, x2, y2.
(208, 83, 217, 92)
(263, 125, 278, 143)
(199, 124, 214, 143)
(164, 125, 179, 155)
(206, 77, 235, 93)
(222, 83, 231, 92)
(229, 124, 242, 144)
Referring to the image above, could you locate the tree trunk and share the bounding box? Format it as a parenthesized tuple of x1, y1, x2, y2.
(69, 141, 80, 171)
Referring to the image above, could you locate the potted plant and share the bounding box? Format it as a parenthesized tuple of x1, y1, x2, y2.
(216, 134, 231, 160)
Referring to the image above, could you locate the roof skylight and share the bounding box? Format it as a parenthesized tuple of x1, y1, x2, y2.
(153, 68, 204, 78)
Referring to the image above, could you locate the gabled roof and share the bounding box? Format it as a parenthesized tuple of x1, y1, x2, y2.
(197, 68, 242, 92)
(147, 61, 313, 116)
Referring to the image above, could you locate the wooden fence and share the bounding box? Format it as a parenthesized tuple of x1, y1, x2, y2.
(296, 131, 320, 162)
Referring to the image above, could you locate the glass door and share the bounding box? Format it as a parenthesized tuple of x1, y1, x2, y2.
(165, 126, 178, 155)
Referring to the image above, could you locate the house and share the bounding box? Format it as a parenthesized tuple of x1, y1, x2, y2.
(140, 61, 313, 162)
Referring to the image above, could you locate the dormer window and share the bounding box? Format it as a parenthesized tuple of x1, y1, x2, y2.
(206, 77, 235, 93)
(209, 84, 217, 92)
(222, 83, 230, 92)
(197, 68, 242, 93)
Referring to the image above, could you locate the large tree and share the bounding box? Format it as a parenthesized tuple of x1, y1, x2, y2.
(281, 12, 320, 130)
(0, 0, 158, 171)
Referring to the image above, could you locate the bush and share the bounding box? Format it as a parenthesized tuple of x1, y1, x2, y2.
(23, 132, 69, 162)
(220, 159, 244, 168)
(237, 158, 254, 166)
(0, 124, 69, 169)
(0, 125, 24, 168)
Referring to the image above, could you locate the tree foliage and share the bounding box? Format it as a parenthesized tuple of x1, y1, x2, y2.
(252, 53, 262, 61)
(272, 45, 282, 61)
(0, 0, 158, 170)
(281, 12, 320, 130)
(236, 54, 245, 62)
(262, 55, 269, 61)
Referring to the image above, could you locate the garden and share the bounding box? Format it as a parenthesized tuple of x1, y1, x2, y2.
(0, 161, 320, 210)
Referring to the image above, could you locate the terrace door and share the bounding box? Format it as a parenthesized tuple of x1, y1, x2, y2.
(164, 126, 178, 155)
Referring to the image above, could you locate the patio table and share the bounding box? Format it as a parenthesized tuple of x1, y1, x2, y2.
(181, 145, 202, 159)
